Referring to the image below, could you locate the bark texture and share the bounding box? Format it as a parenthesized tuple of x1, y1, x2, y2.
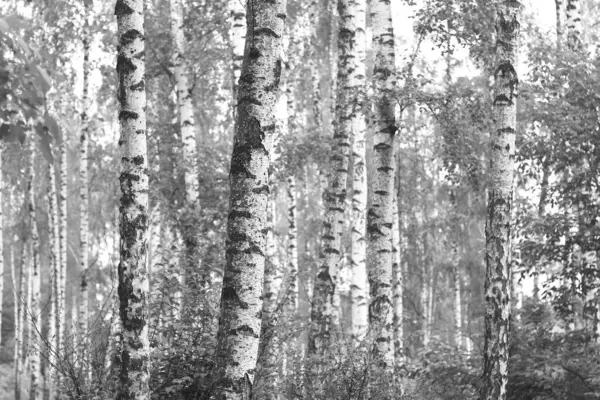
(286, 176, 299, 315)
(555, 0, 564, 50)
(480, 2, 521, 399)
(214, 0, 286, 398)
(230, 0, 247, 112)
(392, 192, 404, 383)
(0, 145, 3, 355)
(349, 0, 368, 346)
(79, 0, 91, 375)
(367, 0, 397, 374)
(47, 162, 60, 400)
(170, 0, 202, 300)
(115, 0, 150, 398)
(566, 0, 582, 51)
(57, 133, 67, 374)
(309, 0, 363, 382)
(27, 141, 42, 400)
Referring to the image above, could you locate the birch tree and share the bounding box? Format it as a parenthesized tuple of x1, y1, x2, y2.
(0, 145, 3, 355)
(309, 0, 362, 381)
(349, 0, 368, 346)
(79, 0, 91, 375)
(213, 0, 286, 397)
(58, 120, 68, 377)
(115, 0, 150, 398)
(480, 1, 521, 399)
(230, 0, 246, 112)
(46, 159, 59, 400)
(566, 0, 582, 51)
(169, 0, 201, 301)
(367, 0, 397, 374)
(27, 140, 42, 400)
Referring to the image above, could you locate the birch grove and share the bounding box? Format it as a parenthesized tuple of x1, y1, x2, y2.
(0, 0, 599, 398)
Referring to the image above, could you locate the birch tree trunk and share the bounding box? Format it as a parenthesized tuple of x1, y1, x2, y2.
(11, 237, 19, 400)
(555, 0, 564, 50)
(27, 141, 42, 400)
(566, 0, 582, 51)
(255, 199, 281, 400)
(230, 0, 246, 114)
(349, 0, 368, 346)
(170, 0, 202, 302)
(58, 131, 67, 377)
(0, 145, 3, 355)
(15, 232, 27, 400)
(421, 231, 430, 349)
(79, 0, 91, 377)
(46, 161, 60, 400)
(480, 1, 521, 399)
(452, 244, 462, 350)
(213, 0, 286, 398)
(115, 1, 150, 398)
(286, 176, 299, 315)
(367, 0, 397, 375)
(392, 192, 404, 386)
(309, 0, 361, 388)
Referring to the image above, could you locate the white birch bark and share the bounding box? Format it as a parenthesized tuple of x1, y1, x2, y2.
(566, 0, 582, 51)
(46, 161, 60, 400)
(349, 0, 368, 345)
(115, 1, 150, 398)
(213, 0, 286, 398)
(286, 177, 299, 314)
(420, 230, 430, 349)
(452, 245, 462, 349)
(15, 231, 27, 400)
(0, 145, 3, 355)
(57, 133, 67, 378)
(392, 191, 404, 384)
(27, 141, 42, 400)
(255, 198, 280, 400)
(309, 1, 362, 388)
(79, 0, 91, 377)
(555, 0, 564, 50)
(367, 0, 397, 376)
(170, 0, 202, 303)
(480, 2, 521, 399)
(230, 0, 247, 112)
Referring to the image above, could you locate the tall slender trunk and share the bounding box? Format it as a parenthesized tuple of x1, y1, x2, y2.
(170, 0, 202, 303)
(421, 231, 430, 349)
(14, 199, 25, 400)
(213, 0, 286, 398)
(115, 1, 150, 398)
(392, 193, 403, 379)
(79, 0, 91, 378)
(18, 242, 29, 400)
(27, 141, 42, 400)
(46, 161, 60, 400)
(555, 0, 564, 50)
(230, 0, 246, 115)
(309, 1, 362, 389)
(57, 133, 67, 380)
(349, 0, 368, 347)
(452, 248, 462, 349)
(566, 0, 582, 51)
(256, 199, 281, 400)
(367, 0, 397, 376)
(286, 177, 299, 315)
(0, 145, 3, 356)
(480, 2, 521, 399)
